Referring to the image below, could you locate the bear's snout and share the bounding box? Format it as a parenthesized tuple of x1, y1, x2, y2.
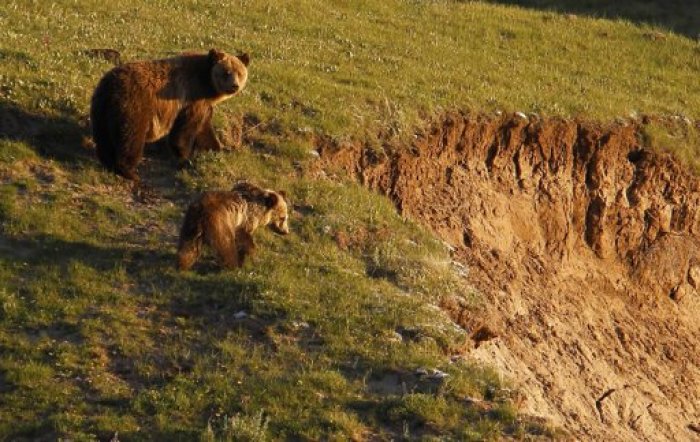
(271, 224, 289, 235)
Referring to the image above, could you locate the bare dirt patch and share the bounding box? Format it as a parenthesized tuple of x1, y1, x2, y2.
(318, 112, 700, 441)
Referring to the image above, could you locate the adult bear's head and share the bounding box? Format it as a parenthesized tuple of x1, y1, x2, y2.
(208, 49, 249, 97)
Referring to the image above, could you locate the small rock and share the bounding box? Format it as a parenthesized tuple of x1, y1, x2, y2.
(644, 31, 666, 41)
(415, 367, 449, 380)
(450, 354, 466, 363)
(670, 284, 693, 302)
(658, 205, 673, 233)
(451, 260, 468, 277)
(471, 325, 499, 348)
(308, 149, 320, 158)
(233, 311, 248, 320)
(428, 369, 449, 379)
(688, 266, 700, 290)
(387, 331, 403, 343)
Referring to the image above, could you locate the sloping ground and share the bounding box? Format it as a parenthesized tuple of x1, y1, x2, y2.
(318, 113, 700, 441)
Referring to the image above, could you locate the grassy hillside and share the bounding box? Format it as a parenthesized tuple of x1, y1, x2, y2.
(1, 145, 526, 439)
(1, 0, 698, 139)
(0, 0, 697, 440)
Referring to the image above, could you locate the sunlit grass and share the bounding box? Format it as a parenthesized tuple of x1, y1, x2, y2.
(1, 0, 698, 140)
(0, 0, 696, 439)
(0, 144, 538, 439)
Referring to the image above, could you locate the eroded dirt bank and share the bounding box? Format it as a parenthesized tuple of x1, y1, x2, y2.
(318, 113, 700, 441)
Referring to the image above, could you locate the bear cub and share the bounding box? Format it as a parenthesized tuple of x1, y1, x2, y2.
(177, 182, 289, 271)
(90, 49, 249, 180)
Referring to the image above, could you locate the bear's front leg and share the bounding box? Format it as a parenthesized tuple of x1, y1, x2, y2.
(194, 113, 223, 152)
(168, 102, 220, 166)
(236, 229, 257, 266)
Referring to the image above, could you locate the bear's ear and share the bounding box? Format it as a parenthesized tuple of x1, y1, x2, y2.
(208, 49, 225, 63)
(237, 53, 250, 67)
(277, 190, 288, 201)
(232, 181, 252, 192)
(264, 192, 279, 208)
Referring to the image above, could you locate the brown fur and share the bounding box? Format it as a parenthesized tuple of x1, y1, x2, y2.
(177, 182, 289, 271)
(90, 49, 249, 180)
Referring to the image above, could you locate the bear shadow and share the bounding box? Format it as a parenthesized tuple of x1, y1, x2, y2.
(0, 99, 91, 164)
(0, 100, 187, 195)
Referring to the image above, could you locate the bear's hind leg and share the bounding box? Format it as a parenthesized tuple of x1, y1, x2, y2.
(206, 219, 239, 269)
(114, 122, 149, 181)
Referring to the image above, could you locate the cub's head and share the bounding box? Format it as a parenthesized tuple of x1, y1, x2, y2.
(208, 49, 249, 97)
(234, 182, 289, 235)
(263, 190, 289, 235)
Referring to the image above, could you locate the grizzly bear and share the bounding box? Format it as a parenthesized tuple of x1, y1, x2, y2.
(177, 182, 289, 271)
(90, 49, 249, 180)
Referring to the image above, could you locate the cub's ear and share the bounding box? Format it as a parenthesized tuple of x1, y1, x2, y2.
(237, 53, 250, 67)
(232, 181, 253, 192)
(277, 190, 288, 201)
(208, 49, 225, 63)
(264, 192, 280, 208)
(233, 181, 263, 198)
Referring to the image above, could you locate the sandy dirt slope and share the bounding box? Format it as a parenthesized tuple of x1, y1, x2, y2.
(319, 113, 700, 441)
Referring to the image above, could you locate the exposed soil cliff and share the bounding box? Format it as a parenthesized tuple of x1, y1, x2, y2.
(318, 113, 700, 441)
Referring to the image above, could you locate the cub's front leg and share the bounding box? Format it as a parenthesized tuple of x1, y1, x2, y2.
(235, 229, 257, 267)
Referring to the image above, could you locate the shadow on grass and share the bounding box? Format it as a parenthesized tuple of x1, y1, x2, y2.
(0, 234, 134, 269)
(2, 230, 286, 353)
(481, 0, 699, 38)
(0, 100, 92, 164)
(0, 100, 189, 197)
(101, 429, 201, 442)
(4, 424, 199, 442)
(0, 232, 275, 321)
(0, 233, 286, 439)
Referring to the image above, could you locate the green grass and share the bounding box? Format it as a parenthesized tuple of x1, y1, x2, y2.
(1, 0, 698, 140)
(640, 117, 700, 173)
(0, 144, 543, 439)
(0, 0, 697, 439)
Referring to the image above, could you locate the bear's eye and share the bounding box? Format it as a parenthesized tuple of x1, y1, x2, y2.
(280, 216, 287, 222)
(222, 71, 233, 79)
